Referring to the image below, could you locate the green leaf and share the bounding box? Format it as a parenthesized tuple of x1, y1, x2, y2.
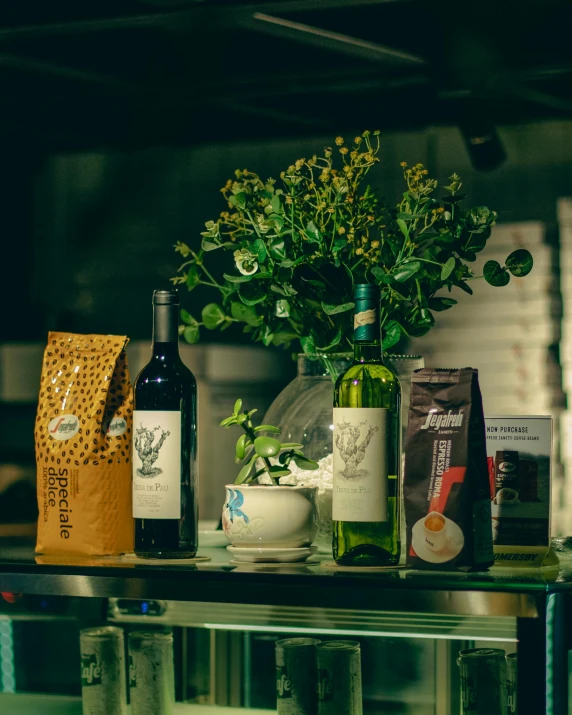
(233, 399, 243, 416)
(201, 238, 221, 251)
(231, 301, 261, 327)
(273, 331, 297, 346)
(396, 218, 409, 239)
(228, 192, 247, 209)
(271, 195, 282, 214)
(321, 302, 355, 316)
(183, 325, 200, 344)
(180, 309, 197, 326)
(456, 281, 473, 295)
(506, 249, 533, 277)
(441, 257, 456, 281)
(202, 303, 226, 329)
(254, 436, 281, 458)
(268, 236, 286, 260)
(235, 433, 248, 460)
(268, 465, 292, 477)
(300, 336, 316, 355)
(371, 267, 393, 285)
(239, 282, 267, 306)
(235, 455, 257, 485)
(275, 299, 290, 318)
(484, 260, 510, 287)
(382, 320, 401, 350)
(186, 265, 200, 291)
(332, 236, 348, 254)
(280, 443, 304, 449)
(292, 454, 319, 470)
(253, 238, 267, 263)
(305, 221, 322, 244)
(394, 261, 420, 282)
(428, 297, 457, 311)
(254, 425, 281, 434)
(223, 273, 253, 284)
(219, 416, 237, 428)
(314, 328, 342, 351)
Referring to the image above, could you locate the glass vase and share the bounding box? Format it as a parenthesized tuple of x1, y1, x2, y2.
(263, 352, 424, 554)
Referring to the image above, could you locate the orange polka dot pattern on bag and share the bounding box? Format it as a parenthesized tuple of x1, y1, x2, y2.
(35, 332, 134, 556)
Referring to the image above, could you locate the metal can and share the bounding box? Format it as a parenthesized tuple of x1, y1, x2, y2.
(458, 648, 507, 715)
(506, 653, 517, 714)
(128, 631, 175, 715)
(316, 640, 362, 715)
(80, 626, 127, 715)
(275, 637, 320, 715)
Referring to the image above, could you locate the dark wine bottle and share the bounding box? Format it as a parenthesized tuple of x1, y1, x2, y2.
(332, 284, 401, 566)
(133, 289, 198, 558)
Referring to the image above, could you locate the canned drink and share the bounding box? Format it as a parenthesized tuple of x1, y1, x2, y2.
(458, 648, 507, 715)
(506, 653, 517, 714)
(128, 631, 175, 715)
(275, 637, 320, 715)
(80, 626, 127, 715)
(316, 640, 362, 715)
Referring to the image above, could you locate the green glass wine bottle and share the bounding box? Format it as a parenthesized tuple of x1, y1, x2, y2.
(332, 284, 401, 566)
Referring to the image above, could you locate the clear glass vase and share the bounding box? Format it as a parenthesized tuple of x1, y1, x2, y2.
(263, 352, 424, 554)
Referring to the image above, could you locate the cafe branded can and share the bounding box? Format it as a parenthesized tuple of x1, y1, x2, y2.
(128, 631, 175, 715)
(316, 640, 362, 715)
(506, 653, 517, 714)
(458, 648, 507, 715)
(80, 626, 127, 715)
(275, 637, 320, 715)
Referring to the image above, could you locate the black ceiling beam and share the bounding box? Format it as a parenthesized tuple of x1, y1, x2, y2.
(242, 13, 426, 67)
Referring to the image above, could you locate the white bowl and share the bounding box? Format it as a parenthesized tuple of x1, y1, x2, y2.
(222, 484, 318, 548)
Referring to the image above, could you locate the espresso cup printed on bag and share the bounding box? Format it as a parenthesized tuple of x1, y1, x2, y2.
(496, 487, 519, 506)
(423, 512, 448, 552)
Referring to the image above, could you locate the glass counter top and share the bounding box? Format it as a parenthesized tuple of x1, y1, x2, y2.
(0, 538, 570, 618)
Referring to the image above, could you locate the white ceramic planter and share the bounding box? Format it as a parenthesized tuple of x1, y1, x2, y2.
(222, 484, 318, 548)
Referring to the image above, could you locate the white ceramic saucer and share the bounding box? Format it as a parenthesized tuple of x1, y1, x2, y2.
(199, 530, 230, 548)
(227, 545, 318, 563)
(411, 516, 464, 564)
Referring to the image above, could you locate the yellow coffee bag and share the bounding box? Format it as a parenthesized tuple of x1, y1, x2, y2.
(35, 332, 133, 555)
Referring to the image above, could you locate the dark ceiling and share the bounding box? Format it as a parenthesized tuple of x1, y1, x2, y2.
(0, 0, 571, 150)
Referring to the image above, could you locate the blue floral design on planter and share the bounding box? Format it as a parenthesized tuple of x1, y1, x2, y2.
(226, 489, 249, 524)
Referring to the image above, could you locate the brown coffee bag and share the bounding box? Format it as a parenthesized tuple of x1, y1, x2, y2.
(403, 368, 493, 571)
(35, 332, 133, 555)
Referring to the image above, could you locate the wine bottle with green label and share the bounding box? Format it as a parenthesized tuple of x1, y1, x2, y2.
(332, 284, 401, 566)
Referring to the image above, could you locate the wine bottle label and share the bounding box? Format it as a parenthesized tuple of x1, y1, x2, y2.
(132, 410, 181, 519)
(332, 407, 388, 522)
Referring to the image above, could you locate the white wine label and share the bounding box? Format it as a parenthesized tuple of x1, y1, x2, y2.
(133, 411, 181, 519)
(332, 407, 390, 521)
(333, 407, 388, 522)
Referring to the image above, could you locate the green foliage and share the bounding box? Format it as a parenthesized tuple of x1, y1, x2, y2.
(220, 400, 318, 486)
(172, 133, 533, 352)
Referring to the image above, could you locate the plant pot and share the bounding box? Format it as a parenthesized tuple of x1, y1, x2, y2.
(222, 484, 318, 548)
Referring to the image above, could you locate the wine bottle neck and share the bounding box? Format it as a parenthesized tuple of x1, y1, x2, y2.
(354, 341, 383, 364)
(153, 304, 180, 349)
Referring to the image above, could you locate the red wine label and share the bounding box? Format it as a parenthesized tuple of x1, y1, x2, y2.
(132, 410, 181, 519)
(332, 407, 388, 522)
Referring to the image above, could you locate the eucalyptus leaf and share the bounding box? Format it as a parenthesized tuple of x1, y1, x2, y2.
(305, 221, 322, 244)
(202, 303, 226, 329)
(231, 302, 262, 327)
(484, 260, 510, 287)
(394, 261, 420, 282)
(186, 265, 200, 291)
(183, 325, 200, 344)
(382, 321, 401, 350)
(506, 249, 533, 277)
(441, 257, 456, 281)
(321, 301, 355, 315)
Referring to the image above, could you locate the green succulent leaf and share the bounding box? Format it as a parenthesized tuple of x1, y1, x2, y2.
(254, 436, 281, 458)
(292, 454, 319, 470)
(268, 465, 292, 477)
(220, 416, 238, 428)
(235, 433, 248, 460)
(254, 425, 281, 434)
(235, 455, 257, 485)
(506, 249, 533, 277)
(484, 260, 510, 287)
(233, 399, 243, 416)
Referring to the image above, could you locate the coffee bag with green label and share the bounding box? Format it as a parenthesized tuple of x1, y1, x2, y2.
(403, 368, 493, 570)
(35, 332, 133, 555)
